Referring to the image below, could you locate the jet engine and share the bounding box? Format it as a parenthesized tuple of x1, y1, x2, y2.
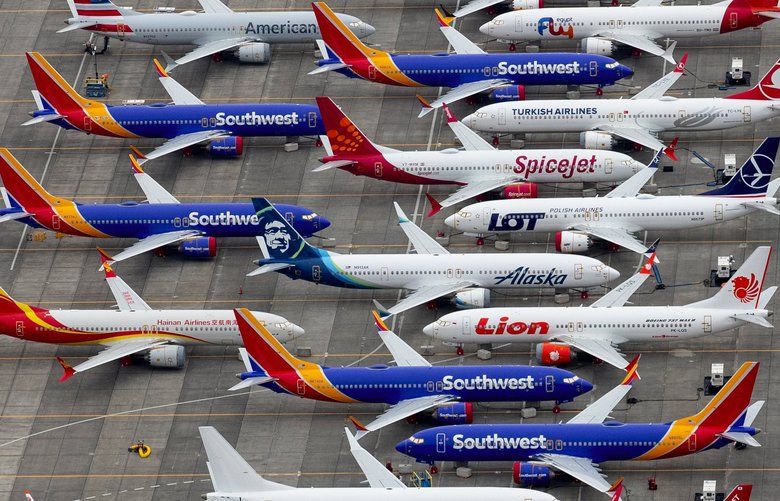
(207, 136, 244, 157)
(236, 42, 272, 64)
(555, 231, 592, 254)
(513, 0, 542, 9)
(488, 85, 526, 102)
(433, 403, 474, 424)
(513, 462, 553, 487)
(178, 237, 217, 258)
(452, 288, 491, 309)
(501, 182, 538, 199)
(580, 131, 615, 150)
(535, 343, 576, 366)
(146, 345, 185, 368)
(580, 37, 615, 56)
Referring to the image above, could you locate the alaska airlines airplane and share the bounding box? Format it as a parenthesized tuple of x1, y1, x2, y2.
(445, 138, 780, 255)
(311, 3, 631, 116)
(315, 97, 649, 215)
(0, 150, 328, 264)
(425, 246, 775, 370)
(60, 0, 374, 70)
(23, 52, 323, 163)
(247, 199, 619, 317)
(397, 361, 764, 495)
(1, 249, 303, 381)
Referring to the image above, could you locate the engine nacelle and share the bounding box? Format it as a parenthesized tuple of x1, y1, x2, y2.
(146, 345, 185, 368)
(178, 237, 217, 258)
(555, 231, 592, 254)
(236, 42, 271, 64)
(488, 85, 526, 102)
(580, 131, 615, 150)
(433, 403, 474, 424)
(513, 0, 542, 9)
(536, 343, 576, 366)
(207, 136, 244, 157)
(501, 182, 538, 200)
(452, 288, 491, 309)
(580, 37, 615, 56)
(513, 462, 553, 487)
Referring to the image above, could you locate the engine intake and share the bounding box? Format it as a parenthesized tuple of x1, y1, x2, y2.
(555, 231, 592, 254)
(146, 345, 185, 368)
(235, 42, 271, 64)
(580, 37, 615, 56)
(580, 131, 615, 150)
(536, 343, 576, 366)
(452, 288, 491, 309)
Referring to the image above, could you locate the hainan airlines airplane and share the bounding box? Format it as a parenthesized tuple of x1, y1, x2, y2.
(0, 249, 303, 381)
(445, 137, 780, 255)
(425, 246, 775, 370)
(60, 0, 374, 70)
(247, 199, 619, 317)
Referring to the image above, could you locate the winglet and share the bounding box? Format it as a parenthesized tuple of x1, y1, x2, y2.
(416, 94, 432, 109)
(725, 484, 753, 501)
(24, 490, 34, 501)
(642, 238, 661, 267)
(664, 137, 679, 161)
(152, 58, 168, 78)
(96, 247, 117, 277)
(438, 4, 456, 18)
(371, 309, 390, 332)
(129, 145, 146, 160)
(372, 299, 391, 319)
(56, 357, 75, 382)
(608, 477, 624, 501)
(128, 154, 144, 174)
(621, 354, 641, 383)
(161, 50, 178, 73)
(434, 7, 455, 27)
(426, 193, 442, 217)
(662, 40, 677, 64)
(441, 102, 457, 123)
(348, 415, 368, 432)
(675, 53, 689, 73)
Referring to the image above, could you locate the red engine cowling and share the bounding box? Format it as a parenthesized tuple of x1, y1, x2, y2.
(488, 85, 526, 102)
(178, 236, 217, 258)
(207, 136, 244, 157)
(432, 403, 473, 424)
(501, 182, 538, 199)
(536, 343, 575, 366)
(513, 462, 553, 486)
(554, 231, 592, 253)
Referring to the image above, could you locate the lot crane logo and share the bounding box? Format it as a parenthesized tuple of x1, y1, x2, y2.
(739, 152, 773, 189)
(731, 273, 760, 303)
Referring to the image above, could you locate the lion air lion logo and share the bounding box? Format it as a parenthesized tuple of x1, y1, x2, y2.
(731, 273, 760, 303)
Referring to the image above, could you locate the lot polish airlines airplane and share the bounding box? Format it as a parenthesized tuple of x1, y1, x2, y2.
(60, 0, 374, 71)
(315, 97, 648, 214)
(0, 150, 328, 265)
(463, 56, 780, 153)
(311, 3, 631, 116)
(445, 138, 780, 255)
(247, 199, 619, 317)
(425, 246, 775, 371)
(0, 249, 303, 381)
(398, 360, 765, 496)
(23, 52, 323, 163)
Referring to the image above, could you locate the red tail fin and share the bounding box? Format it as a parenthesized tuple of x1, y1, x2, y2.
(316, 96, 381, 156)
(311, 2, 374, 64)
(685, 361, 759, 429)
(727, 58, 780, 100)
(26, 52, 87, 114)
(234, 308, 306, 376)
(0, 148, 59, 212)
(725, 484, 753, 501)
(608, 478, 624, 501)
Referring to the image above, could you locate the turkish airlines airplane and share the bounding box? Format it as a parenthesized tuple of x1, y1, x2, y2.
(424, 246, 775, 370)
(462, 56, 780, 153)
(445, 137, 780, 255)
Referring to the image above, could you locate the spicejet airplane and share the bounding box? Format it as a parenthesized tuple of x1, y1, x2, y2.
(247, 199, 619, 317)
(425, 246, 775, 371)
(445, 137, 780, 255)
(315, 97, 650, 215)
(1, 249, 303, 382)
(60, 0, 374, 71)
(397, 361, 765, 496)
(462, 56, 780, 153)
(23, 52, 323, 163)
(0, 150, 328, 265)
(311, 3, 632, 116)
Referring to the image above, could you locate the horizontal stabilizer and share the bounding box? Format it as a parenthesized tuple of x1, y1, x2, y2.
(731, 312, 773, 328)
(308, 63, 349, 75)
(228, 376, 275, 391)
(0, 211, 30, 223)
(247, 263, 293, 277)
(57, 22, 96, 33)
(720, 431, 761, 447)
(21, 113, 64, 126)
(312, 159, 356, 172)
(742, 200, 780, 215)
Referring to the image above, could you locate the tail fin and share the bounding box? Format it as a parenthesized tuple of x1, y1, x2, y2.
(682, 361, 760, 431)
(311, 2, 379, 63)
(699, 137, 779, 197)
(316, 97, 382, 156)
(0, 148, 61, 212)
(234, 308, 311, 378)
(689, 246, 771, 310)
(726, 58, 780, 100)
(68, 0, 134, 19)
(607, 478, 624, 501)
(26, 52, 88, 114)
(251, 198, 321, 261)
(725, 484, 753, 501)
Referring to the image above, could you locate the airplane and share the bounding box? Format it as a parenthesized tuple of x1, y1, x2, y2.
(480, 0, 779, 63)
(397, 360, 765, 496)
(310, 3, 632, 116)
(461, 56, 780, 153)
(424, 246, 775, 371)
(0, 149, 329, 265)
(23, 52, 324, 163)
(60, 0, 374, 71)
(725, 485, 754, 501)
(444, 137, 780, 256)
(452, 0, 541, 19)
(246, 198, 620, 317)
(0, 249, 304, 382)
(315, 96, 651, 216)
(198, 425, 561, 501)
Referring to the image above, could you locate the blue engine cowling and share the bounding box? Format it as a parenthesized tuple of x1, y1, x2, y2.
(178, 237, 217, 258)
(432, 402, 473, 424)
(207, 137, 244, 157)
(513, 462, 553, 487)
(488, 85, 526, 102)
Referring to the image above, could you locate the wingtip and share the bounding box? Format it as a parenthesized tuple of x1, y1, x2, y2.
(372, 299, 391, 319)
(608, 477, 624, 498)
(434, 7, 455, 27)
(56, 357, 75, 382)
(348, 415, 368, 432)
(152, 58, 168, 78)
(664, 137, 679, 161)
(371, 309, 390, 332)
(621, 354, 641, 384)
(426, 193, 442, 217)
(129, 145, 146, 160)
(128, 153, 144, 174)
(416, 94, 432, 109)
(441, 102, 457, 123)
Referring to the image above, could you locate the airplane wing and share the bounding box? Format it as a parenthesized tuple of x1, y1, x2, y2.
(393, 202, 449, 255)
(595, 124, 666, 152)
(97, 248, 151, 311)
(596, 32, 676, 63)
(632, 51, 687, 100)
(568, 224, 649, 255)
(418, 79, 511, 117)
(377, 281, 476, 317)
(590, 243, 658, 307)
(437, 177, 524, 209)
(556, 334, 628, 370)
(435, 8, 486, 55)
(108, 230, 202, 265)
(567, 357, 640, 424)
(344, 428, 406, 488)
(153, 58, 204, 105)
(128, 154, 179, 204)
(56, 339, 168, 381)
(452, 0, 506, 17)
(631, 0, 664, 6)
(57, 21, 97, 33)
(605, 155, 661, 198)
(162, 38, 251, 72)
(533, 454, 614, 493)
(197, 0, 233, 14)
(372, 311, 431, 367)
(351, 395, 456, 439)
(134, 130, 231, 164)
(442, 103, 494, 151)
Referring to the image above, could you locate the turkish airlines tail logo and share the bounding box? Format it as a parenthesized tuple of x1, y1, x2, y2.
(727, 58, 780, 100)
(732, 273, 760, 303)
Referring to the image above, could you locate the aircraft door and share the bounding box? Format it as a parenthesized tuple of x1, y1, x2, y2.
(374, 161, 383, 178)
(605, 158, 613, 174)
(117, 23, 125, 40)
(484, 207, 492, 223)
(462, 315, 470, 335)
(436, 433, 447, 453)
(576, 322, 583, 332)
(455, 268, 462, 278)
(308, 111, 318, 128)
(296, 379, 306, 395)
(51, 215, 60, 231)
(589, 61, 598, 77)
(285, 212, 295, 225)
(515, 15, 523, 33)
(574, 263, 583, 279)
(312, 265, 321, 282)
(368, 65, 377, 80)
(545, 375, 554, 393)
(498, 107, 506, 126)
(687, 433, 697, 451)
(714, 204, 723, 221)
(83, 116, 92, 132)
(742, 106, 751, 122)
(15, 321, 23, 338)
(567, 321, 574, 332)
(730, 12, 738, 29)
(447, 268, 453, 278)
(703, 315, 712, 333)
(381, 267, 389, 281)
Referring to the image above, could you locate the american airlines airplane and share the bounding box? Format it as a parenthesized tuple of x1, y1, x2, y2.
(462, 56, 780, 153)
(60, 0, 374, 70)
(424, 247, 775, 370)
(445, 137, 780, 255)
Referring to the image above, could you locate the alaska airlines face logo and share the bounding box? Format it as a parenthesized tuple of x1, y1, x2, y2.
(214, 112, 300, 127)
(489, 212, 545, 231)
(732, 273, 760, 303)
(453, 433, 548, 450)
(496, 61, 581, 76)
(441, 375, 536, 391)
(739, 154, 773, 189)
(495, 267, 567, 286)
(536, 17, 574, 38)
(475, 317, 550, 335)
(255, 208, 303, 259)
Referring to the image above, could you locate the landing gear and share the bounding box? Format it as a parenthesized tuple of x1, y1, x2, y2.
(429, 465, 439, 475)
(509, 43, 517, 52)
(476, 237, 485, 246)
(456, 346, 465, 356)
(735, 442, 747, 450)
(552, 406, 561, 414)
(492, 136, 500, 146)
(595, 87, 603, 96)
(183, 146, 194, 157)
(580, 291, 589, 300)
(120, 355, 133, 367)
(211, 52, 223, 63)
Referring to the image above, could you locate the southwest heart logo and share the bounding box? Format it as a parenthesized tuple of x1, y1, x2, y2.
(731, 273, 760, 303)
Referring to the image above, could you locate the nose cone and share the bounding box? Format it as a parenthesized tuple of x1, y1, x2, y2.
(291, 323, 305, 340)
(461, 112, 477, 129)
(395, 439, 410, 455)
(479, 21, 491, 35)
(444, 214, 456, 228)
(578, 378, 594, 395)
(619, 64, 634, 80)
(317, 215, 331, 232)
(606, 266, 620, 282)
(422, 322, 435, 337)
(361, 22, 376, 38)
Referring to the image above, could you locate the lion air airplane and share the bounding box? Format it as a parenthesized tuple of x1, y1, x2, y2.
(425, 246, 775, 370)
(0, 249, 303, 382)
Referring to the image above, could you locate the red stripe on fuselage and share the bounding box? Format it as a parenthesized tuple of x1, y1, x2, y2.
(76, 9, 122, 16)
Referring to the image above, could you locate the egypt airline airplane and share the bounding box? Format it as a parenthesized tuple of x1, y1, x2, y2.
(311, 3, 631, 116)
(0, 249, 303, 381)
(60, 0, 374, 71)
(425, 246, 775, 371)
(445, 137, 780, 255)
(23, 52, 323, 163)
(463, 56, 780, 153)
(397, 360, 765, 496)
(247, 198, 619, 317)
(315, 97, 648, 215)
(0, 150, 328, 265)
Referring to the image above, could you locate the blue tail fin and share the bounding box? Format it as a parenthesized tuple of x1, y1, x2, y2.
(700, 137, 780, 197)
(252, 198, 322, 261)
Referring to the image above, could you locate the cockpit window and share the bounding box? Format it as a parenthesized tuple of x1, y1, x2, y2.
(302, 213, 318, 221)
(563, 376, 580, 384)
(409, 436, 425, 445)
(457, 211, 471, 218)
(605, 62, 619, 69)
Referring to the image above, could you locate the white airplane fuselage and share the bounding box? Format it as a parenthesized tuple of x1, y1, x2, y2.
(207, 487, 559, 501)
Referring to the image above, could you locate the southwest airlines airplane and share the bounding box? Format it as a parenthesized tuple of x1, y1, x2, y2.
(60, 0, 374, 70)
(446, 137, 780, 255)
(311, 3, 631, 116)
(23, 52, 323, 163)
(398, 360, 764, 496)
(0, 249, 303, 381)
(247, 199, 619, 317)
(0, 150, 328, 264)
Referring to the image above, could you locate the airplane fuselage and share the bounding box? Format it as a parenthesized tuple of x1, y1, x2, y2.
(206, 487, 558, 501)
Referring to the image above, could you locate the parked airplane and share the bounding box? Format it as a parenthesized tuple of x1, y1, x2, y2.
(60, 0, 374, 70)
(247, 198, 619, 317)
(311, 3, 632, 116)
(724, 485, 754, 501)
(462, 56, 780, 153)
(452, 0, 541, 19)
(0, 249, 303, 381)
(445, 138, 780, 255)
(425, 246, 774, 370)
(23, 52, 323, 163)
(0, 150, 328, 264)
(397, 360, 765, 495)
(315, 97, 649, 215)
